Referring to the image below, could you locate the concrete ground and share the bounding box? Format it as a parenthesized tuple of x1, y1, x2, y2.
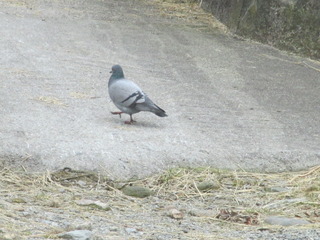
(0, 0, 319, 179)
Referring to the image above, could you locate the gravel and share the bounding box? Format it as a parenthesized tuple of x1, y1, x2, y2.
(1, 167, 319, 240)
(228, 229, 320, 240)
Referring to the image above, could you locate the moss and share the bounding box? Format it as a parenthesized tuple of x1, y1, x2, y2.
(201, 0, 320, 59)
(196, 180, 220, 191)
(122, 185, 153, 198)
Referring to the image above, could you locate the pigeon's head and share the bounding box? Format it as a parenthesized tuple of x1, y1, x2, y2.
(110, 65, 124, 79)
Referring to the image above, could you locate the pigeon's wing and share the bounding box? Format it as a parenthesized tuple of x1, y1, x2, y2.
(108, 79, 146, 108)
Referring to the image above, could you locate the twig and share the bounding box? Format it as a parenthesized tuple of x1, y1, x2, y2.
(58, 173, 95, 181)
(236, 164, 247, 173)
(289, 165, 320, 182)
(301, 202, 320, 206)
(20, 165, 27, 172)
(193, 180, 204, 201)
(207, 216, 250, 226)
(44, 169, 53, 183)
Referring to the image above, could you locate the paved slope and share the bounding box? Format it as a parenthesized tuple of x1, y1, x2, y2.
(0, 0, 319, 178)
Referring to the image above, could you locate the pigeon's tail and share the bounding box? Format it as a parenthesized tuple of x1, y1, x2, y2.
(136, 96, 168, 117)
(153, 104, 168, 117)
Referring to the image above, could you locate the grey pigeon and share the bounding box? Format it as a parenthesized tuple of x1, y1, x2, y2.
(108, 65, 167, 124)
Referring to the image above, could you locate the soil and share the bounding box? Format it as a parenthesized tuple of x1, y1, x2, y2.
(0, 166, 319, 239)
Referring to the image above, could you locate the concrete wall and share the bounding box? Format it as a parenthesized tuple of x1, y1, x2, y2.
(201, 0, 320, 59)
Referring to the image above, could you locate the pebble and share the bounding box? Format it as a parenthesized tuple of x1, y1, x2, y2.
(109, 226, 118, 231)
(229, 229, 320, 240)
(77, 180, 86, 187)
(188, 209, 218, 217)
(264, 216, 311, 226)
(267, 186, 289, 192)
(196, 181, 220, 191)
(125, 227, 137, 234)
(75, 199, 111, 210)
(122, 186, 152, 198)
(166, 208, 184, 219)
(58, 230, 92, 240)
(10, 198, 27, 203)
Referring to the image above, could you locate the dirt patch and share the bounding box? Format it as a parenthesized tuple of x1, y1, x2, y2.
(1, 165, 319, 239)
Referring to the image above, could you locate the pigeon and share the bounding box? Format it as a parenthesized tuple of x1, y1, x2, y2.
(108, 65, 167, 124)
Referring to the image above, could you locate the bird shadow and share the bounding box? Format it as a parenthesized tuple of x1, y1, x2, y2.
(107, 117, 165, 129)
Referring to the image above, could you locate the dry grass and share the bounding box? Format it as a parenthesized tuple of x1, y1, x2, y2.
(2, 165, 320, 211)
(0, 165, 319, 238)
(138, 166, 320, 223)
(34, 96, 68, 107)
(146, 0, 228, 32)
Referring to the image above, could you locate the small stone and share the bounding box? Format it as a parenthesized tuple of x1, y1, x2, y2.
(196, 181, 220, 192)
(75, 199, 111, 210)
(58, 230, 92, 240)
(13, 206, 24, 211)
(122, 186, 152, 198)
(47, 200, 60, 208)
(125, 227, 137, 234)
(266, 186, 289, 192)
(21, 211, 31, 217)
(167, 208, 184, 219)
(59, 189, 66, 193)
(188, 209, 218, 217)
(109, 226, 118, 232)
(77, 180, 86, 187)
(265, 216, 311, 226)
(10, 198, 27, 203)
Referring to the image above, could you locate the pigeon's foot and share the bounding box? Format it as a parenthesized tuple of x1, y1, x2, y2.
(111, 111, 123, 118)
(124, 120, 136, 124)
(124, 114, 135, 124)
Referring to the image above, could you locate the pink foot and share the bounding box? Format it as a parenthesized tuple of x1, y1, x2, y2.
(124, 120, 136, 124)
(111, 111, 123, 118)
(124, 114, 135, 124)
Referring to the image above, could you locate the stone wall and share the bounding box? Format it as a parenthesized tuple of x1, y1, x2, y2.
(201, 0, 320, 59)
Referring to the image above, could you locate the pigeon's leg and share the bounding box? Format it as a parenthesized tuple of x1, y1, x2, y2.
(124, 114, 136, 124)
(111, 111, 123, 118)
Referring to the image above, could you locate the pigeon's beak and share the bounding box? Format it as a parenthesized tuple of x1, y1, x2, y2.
(109, 70, 112, 73)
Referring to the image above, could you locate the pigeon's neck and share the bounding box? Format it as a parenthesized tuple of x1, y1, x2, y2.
(112, 71, 124, 79)
(109, 73, 125, 86)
